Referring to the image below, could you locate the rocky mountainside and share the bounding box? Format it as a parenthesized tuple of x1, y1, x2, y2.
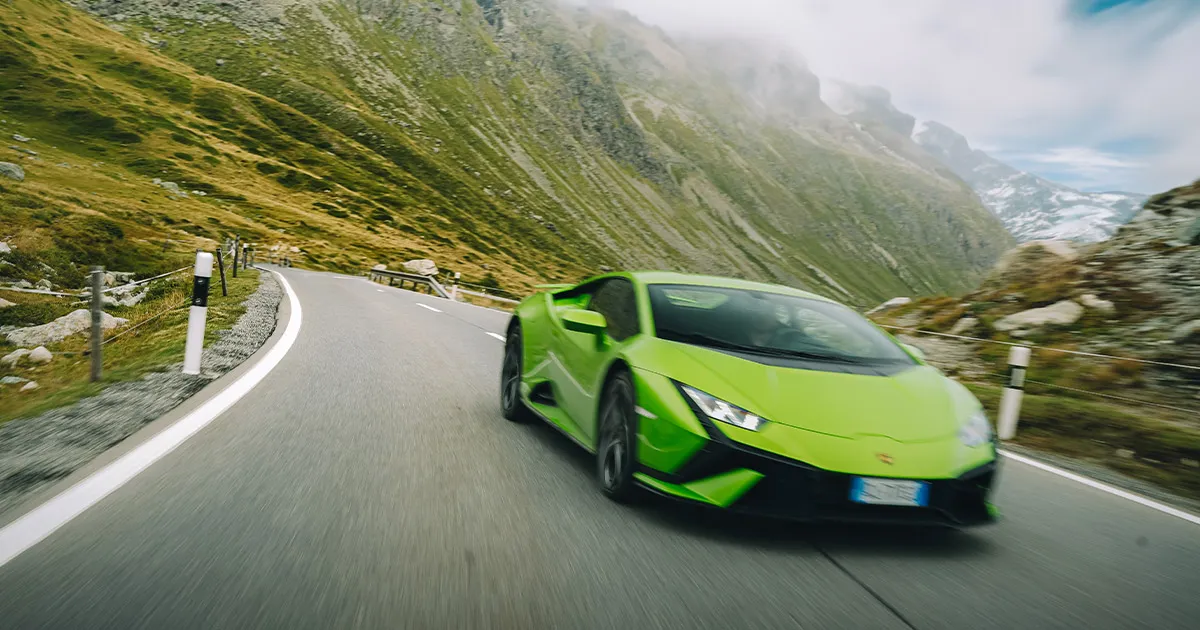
(913, 121, 1146, 243)
(1, 0, 1010, 304)
(875, 178, 1200, 405)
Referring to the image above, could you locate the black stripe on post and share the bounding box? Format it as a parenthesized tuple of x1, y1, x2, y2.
(1007, 365, 1027, 391)
(192, 275, 211, 307)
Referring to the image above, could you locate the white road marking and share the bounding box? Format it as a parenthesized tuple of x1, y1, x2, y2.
(416, 303, 442, 313)
(486, 332, 505, 342)
(1001, 450, 1200, 526)
(0, 270, 304, 567)
(376, 289, 385, 293)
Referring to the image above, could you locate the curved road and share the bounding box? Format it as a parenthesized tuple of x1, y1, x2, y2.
(0, 267, 1197, 629)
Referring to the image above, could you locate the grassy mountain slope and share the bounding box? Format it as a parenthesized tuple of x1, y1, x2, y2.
(2, 0, 1010, 304)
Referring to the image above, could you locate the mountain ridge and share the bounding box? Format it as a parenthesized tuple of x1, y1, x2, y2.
(2, 0, 1012, 305)
(912, 120, 1146, 243)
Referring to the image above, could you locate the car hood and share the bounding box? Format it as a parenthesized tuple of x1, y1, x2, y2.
(635, 339, 975, 443)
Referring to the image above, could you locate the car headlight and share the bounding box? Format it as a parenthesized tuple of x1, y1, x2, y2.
(959, 410, 992, 447)
(680, 385, 766, 432)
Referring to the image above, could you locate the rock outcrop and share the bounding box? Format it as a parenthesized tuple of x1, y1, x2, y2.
(5, 309, 129, 347)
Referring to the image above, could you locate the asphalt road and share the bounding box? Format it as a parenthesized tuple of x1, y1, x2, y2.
(0, 267, 1196, 629)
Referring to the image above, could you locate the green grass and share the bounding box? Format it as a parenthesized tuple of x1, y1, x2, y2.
(0, 269, 262, 424)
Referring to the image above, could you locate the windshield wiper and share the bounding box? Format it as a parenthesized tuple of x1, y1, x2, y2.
(665, 332, 864, 363)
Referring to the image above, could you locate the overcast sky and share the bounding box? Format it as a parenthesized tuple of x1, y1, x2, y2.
(596, 0, 1199, 194)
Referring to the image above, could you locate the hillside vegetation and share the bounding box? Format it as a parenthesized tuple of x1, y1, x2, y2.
(2, 0, 1011, 303)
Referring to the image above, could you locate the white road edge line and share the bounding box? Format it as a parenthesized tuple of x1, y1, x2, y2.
(0, 270, 304, 568)
(486, 332, 505, 342)
(416, 303, 442, 313)
(1000, 450, 1200, 526)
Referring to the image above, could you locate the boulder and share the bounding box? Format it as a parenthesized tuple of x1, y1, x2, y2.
(28, 346, 53, 364)
(0, 376, 28, 385)
(0, 161, 25, 182)
(0, 297, 15, 309)
(1, 348, 30, 368)
(402, 259, 439, 276)
(994, 301, 1084, 333)
(949, 317, 980, 336)
(20, 380, 38, 392)
(104, 272, 117, 287)
(1172, 320, 1200, 344)
(0, 241, 10, 254)
(35, 279, 52, 291)
(5, 309, 129, 347)
(12, 133, 30, 142)
(866, 297, 912, 314)
(1079, 293, 1115, 313)
(372, 264, 388, 271)
(1179, 217, 1200, 246)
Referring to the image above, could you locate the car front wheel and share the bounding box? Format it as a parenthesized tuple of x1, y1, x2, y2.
(597, 371, 638, 503)
(500, 324, 531, 423)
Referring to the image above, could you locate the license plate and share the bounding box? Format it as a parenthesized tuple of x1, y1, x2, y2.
(850, 477, 930, 507)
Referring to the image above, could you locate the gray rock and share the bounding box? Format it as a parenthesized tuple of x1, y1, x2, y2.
(215, 58, 227, 66)
(866, 297, 912, 314)
(0, 161, 25, 182)
(1116, 448, 1135, 459)
(372, 264, 388, 271)
(994, 300, 1084, 333)
(0, 376, 28, 385)
(104, 272, 117, 287)
(12, 133, 30, 142)
(402, 259, 439, 276)
(13, 280, 33, 289)
(152, 178, 188, 197)
(35, 279, 52, 291)
(28, 346, 52, 364)
(0, 297, 15, 309)
(1172, 320, 1200, 344)
(1079, 293, 1115, 313)
(19, 380, 38, 392)
(0, 241, 10, 254)
(1, 349, 30, 368)
(949, 317, 980, 336)
(1179, 217, 1200, 246)
(5, 309, 129, 347)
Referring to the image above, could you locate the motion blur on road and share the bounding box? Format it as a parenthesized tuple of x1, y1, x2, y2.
(1, 268, 1196, 630)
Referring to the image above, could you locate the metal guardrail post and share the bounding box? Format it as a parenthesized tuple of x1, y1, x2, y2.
(90, 266, 104, 382)
(215, 247, 228, 297)
(997, 346, 1031, 440)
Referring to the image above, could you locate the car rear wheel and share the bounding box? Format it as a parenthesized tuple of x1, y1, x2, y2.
(597, 371, 638, 503)
(500, 324, 532, 423)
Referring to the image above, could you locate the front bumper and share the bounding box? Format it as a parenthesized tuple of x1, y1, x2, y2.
(636, 435, 998, 527)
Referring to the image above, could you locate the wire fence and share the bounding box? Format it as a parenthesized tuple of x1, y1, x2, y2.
(885, 324, 1200, 417)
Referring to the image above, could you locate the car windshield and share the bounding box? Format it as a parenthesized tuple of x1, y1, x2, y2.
(647, 284, 914, 365)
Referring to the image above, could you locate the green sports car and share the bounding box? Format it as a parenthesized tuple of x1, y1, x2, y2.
(500, 272, 998, 526)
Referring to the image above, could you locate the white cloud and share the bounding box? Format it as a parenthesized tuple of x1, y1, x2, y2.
(595, 0, 1200, 193)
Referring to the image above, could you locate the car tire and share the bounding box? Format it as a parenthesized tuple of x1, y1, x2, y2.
(500, 323, 532, 423)
(597, 370, 639, 503)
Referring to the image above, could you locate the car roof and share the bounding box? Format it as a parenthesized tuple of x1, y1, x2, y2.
(622, 271, 837, 303)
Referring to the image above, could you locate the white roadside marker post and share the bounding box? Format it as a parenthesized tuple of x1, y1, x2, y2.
(451, 271, 461, 302)
(997, 345, 1032, 440)
(183, 251, 214, 375)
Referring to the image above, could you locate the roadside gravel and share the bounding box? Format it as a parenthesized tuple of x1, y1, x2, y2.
(0, 271, 282, 516)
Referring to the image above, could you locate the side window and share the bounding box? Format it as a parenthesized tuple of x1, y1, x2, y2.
(588, 279, 641, 342)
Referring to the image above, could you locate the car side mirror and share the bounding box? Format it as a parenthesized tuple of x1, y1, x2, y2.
(902, 343, 926, 361)
(562, 309, 608, 335)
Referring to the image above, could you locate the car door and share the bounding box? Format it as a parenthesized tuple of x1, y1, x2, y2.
(553, 278, 641, 446)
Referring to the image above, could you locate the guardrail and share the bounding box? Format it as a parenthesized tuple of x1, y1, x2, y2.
(364, 269, 522, 306)
(367, 269, 451, 299)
